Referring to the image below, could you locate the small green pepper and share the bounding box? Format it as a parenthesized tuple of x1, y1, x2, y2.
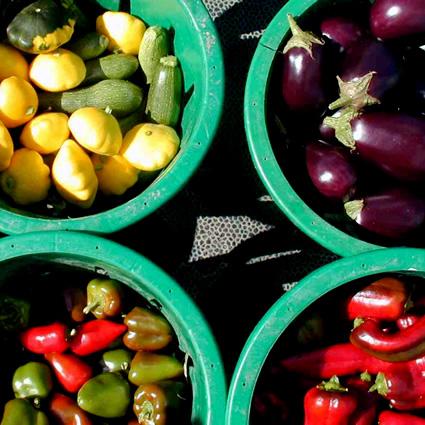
(123, 307, 173, 351)
(128, 352, 184, 386)
(83, 278, 123, 319)
(0, 294, 30, 333)
(101, 348, 133, 373)
(12, 362, 53, 401)
(0, 398, 49, 425)
(77, 372, 130, 418)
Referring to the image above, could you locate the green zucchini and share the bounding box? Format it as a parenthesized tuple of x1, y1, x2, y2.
(81, 53, 139, 86)
(145, 55, 182, 128)
(38, 79, 144, 118)
(66, 32, 109, 60)
(118, 105, 145, 136)
(138, 26, 169, 85)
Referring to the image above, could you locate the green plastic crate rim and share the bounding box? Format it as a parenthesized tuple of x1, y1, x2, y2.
(0, 0, 224, 235)
(0, 231, 227, 425)
(226, 246, 425, 424)
(244, 0, 382, 257)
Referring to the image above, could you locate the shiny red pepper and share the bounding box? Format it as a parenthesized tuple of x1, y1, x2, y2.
(70, 319, 127, 356)
(19, 323, 69, 354)
(397, 313, 421, 330)
(49, 393, 92, 425)
(379, 410, 425, 424)
(342, 277, 410, 321)
(303, 376, 357, 425)
(350, 314, 425, 362)
(388, 396, 425, 411)
(45, 352, 93, 393)
(279, 343, 389, 379)
(345, 376, 379, 425)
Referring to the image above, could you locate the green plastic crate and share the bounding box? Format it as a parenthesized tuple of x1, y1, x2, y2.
(226, 247, 425, 424)
(0, 0, 224, 234)
(244, 0, 382, 257)
(0, 231, 227, 425)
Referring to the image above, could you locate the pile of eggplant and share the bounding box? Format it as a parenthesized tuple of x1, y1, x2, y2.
(280, 0, 425, 242)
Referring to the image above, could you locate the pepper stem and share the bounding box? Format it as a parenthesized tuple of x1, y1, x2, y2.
(322, 107, 359, 150)
(329, 72, 380, 111)
(344, 199, 364, 221)
(360, 370, 372, 382)
(83, 299, 101, 315)
(138, 400, 155, 425)
(282, 14, 324, 58)
(369, 372, 388, 396)
(317, 375, 348, 392)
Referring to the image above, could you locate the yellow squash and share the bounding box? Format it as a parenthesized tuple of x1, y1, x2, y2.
(91, 154, 139, 196)
(0, 43, 29, 82)
(0, 148, 51, 205)
(96, 11, 146, 55)
(29, 48, 86, 92)
(52, 139, 98, 209)
(20, 112, 70, 154)
(0, 120, 14, 172)
(68, 107, 123, 156)
(0, 76, 38, 128)
(120, 123, 180, 171)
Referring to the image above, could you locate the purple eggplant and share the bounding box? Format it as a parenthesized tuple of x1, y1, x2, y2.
(321, 16, 367, 53)
(319, 108, 346, 140)
(306, 140, 357, 201)
(344, 187, 425, 239)
(329, 38, 402, 111)
(399, 47, 425, 111)
(323, 109, 425, 182)
(370, 0, 425, 42)
(282, 14, 335, 117)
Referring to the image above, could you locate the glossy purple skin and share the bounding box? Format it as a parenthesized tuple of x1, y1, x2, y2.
(319, 109, 344, 140)
(306, 140, 357, 201)
(402, 48, 425, 108)
(370, 0, 425, 40)
(351, 112, 425, 182)
(352, 188, 425, 238)
(321, 16, 367, 51)
(282, 43, 329, 116)
(341, 38, 402, 101)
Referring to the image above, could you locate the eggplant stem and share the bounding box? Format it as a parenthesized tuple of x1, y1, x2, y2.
(283, 14, 324, 58)
(329, 72, 380, 111)
(344, 199, 364, 221)
(322, 107, 359, 150)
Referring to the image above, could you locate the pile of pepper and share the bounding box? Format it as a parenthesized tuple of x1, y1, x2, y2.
(252, 275, 425, 424)
(0, 275, 190, 425)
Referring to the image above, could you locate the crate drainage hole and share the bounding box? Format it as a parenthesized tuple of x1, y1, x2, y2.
(253, 102, 257, 106)
(10, 244, 14, 248)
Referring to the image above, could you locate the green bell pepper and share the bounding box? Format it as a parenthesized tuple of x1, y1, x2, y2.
(12, 362, 53, 401)
(77, 372, 130, 418)
(0, 398, 49, 425)
(128, 352, 184, 386)
(101, 348, 133, 373)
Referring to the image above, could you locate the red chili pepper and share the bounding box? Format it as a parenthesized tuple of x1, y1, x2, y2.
(397, 313, 421, 330)
(304, 376, 357, 425)
(379, 410, 425, 424)
(345, 376, 379, 425)
(69, 319, 127, 356)
(49, 392, 92, 425)
(45, 352, 92, 393)
(341, 277, 410, 321)
(350, 315, 425, 362)
(388, 396, 425, 411)
(19, 323, 69, 354)
(279, 343, 389, 379)
(128, 421, 139, 425)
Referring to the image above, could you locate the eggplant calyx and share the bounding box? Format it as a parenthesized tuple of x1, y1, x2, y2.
(344, 199, 364, 221)
(322, 107, 359, 150)
(283, 14, 324, 58)
(329, 72, 380, 111)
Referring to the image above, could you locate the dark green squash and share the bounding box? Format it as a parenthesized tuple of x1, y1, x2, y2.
(7, 0, 76, 54)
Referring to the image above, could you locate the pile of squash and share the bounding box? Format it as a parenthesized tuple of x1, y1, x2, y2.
(0, 0, 183, 212)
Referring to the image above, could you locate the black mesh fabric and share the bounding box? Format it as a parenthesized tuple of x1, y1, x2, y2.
(111, 0, 340, 379)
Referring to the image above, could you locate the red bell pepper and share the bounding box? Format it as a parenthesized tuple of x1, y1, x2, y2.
(45, 352, 92, 393)
(69, 319, 127, 356)
(388, 396, 425, 411)
(379, 410, 425, 424)
(350, 314, 425, 362)
(304, 376, 357, 425)
(19, 323, 69, 354)
(341, 277, 409, 321)
(345, 376, 379, 425)
(279, 343, 389, 379)
(397, 312, 421, 330)
(49, 393, 92, 425)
